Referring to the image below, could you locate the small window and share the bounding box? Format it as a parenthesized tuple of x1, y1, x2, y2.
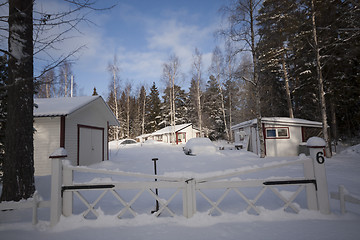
(266, 128, 289, 139)
(266, 129, 276, 138)
(277, 128, 288, 137)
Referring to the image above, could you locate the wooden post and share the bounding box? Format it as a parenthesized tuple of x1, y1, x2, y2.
(303, 158, 318, 211)
(339, 185, 346, 214)
(183, 178, 196, 218)
(307, 137, 331, 214)
(62, 161, 73, 217)
(49, 148, 67, 226)
(32, 192, 39, 225)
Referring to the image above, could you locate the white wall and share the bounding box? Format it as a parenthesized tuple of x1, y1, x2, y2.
(65, 98, 109, 166)
(264, 125, 302, 157)
(34, 117, 60, 176)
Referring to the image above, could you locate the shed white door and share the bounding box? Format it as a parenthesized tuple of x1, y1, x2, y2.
(78, 125, 104, 165)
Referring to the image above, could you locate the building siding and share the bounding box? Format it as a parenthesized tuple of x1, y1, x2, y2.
(64, 98, 109, 166)
(34, 117, 61, 176)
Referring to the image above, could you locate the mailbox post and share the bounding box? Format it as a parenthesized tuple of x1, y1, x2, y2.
(307, 137, 331, 214)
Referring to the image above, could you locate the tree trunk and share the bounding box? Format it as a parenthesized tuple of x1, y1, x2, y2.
(196, 78, 204, 137)
(330, 100, 337, 152)
(112, 69, 119, 140)
(218, 80, 229, 140)
(249, 0, 265, 158)
(142, 91, 146, 135)
(171, 76, 176, 144)
(229, 92, 233, 141)
(281, 56, 294, 118)
(1, 0, 35, 201)
(311, 0, 332, 157)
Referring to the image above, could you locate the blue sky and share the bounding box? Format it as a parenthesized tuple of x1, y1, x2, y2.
(33, 0, 228, 98)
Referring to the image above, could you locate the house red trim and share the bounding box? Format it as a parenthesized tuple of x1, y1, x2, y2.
(60, 116, 66, 148)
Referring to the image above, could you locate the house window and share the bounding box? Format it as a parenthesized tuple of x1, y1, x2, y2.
(266, 129, 276, 138)
(265, 128, 289, 139)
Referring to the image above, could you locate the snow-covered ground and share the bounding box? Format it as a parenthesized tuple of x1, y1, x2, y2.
(1, 141, 360, 240)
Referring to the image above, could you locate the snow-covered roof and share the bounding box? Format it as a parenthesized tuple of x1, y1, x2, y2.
(34, 96, 100, 117)
(231, 117, 322, 130)
(152, 123, 194, 135)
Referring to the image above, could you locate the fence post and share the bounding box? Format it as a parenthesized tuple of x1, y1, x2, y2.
(32, 192, 39, 225)
(303, 158, 318, 211)
(62, 161, 73, 217)
(183, 178, 196, 218)
(49, 148, 67, 226)
(339, 185, 346, 214)
(307, 137, 331, 214)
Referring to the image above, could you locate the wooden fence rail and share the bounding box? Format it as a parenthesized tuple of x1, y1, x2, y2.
(0, 192, 50, 225)
(331, 185, 360, 214)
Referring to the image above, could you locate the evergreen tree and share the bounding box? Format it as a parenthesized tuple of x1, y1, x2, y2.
(203, 75, 225, 140)
(145, 82, 161, 133)
(138, 86, 147, 135)
(257, 0, 300, 118)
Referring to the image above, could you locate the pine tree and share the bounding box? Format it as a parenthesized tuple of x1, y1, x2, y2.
(203, 75, 224, 140)
(145, 82, 161, 133)
(138, 86, 147, 135)
(257, 0, 300, 118)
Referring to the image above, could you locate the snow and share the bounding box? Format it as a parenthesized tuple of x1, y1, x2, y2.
(183, 137, 217, 155)
(1, 142, 360, 240)
(231, 117, 322, 130)
(34, 96, 99, 117)
(307, 137, 326, 147)
(49, 148, 68, 158)
(151, 123, 192, 135)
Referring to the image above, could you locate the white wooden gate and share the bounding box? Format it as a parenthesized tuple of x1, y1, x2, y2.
(49, 143, 330, 226)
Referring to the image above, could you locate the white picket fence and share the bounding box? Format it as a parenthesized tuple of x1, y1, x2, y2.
(0, 192, 50, 225)
(48, 144, 331, 226)
(331, 185, 360, 214)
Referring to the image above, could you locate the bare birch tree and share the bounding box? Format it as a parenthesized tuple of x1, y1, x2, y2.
(108, 54, 120, 140)
(191, 48, 204, 137)
(223, 0, 265, 157)
(162, 54, 181, 144)
(124, 83, 131, 138)
(209, 46, 229, 140)
(310, 0, 331, 157)
(223, 41, 238, 141)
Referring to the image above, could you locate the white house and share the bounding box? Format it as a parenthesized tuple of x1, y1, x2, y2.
(33, 96, 119, 176)
(137, 123, 200, 144)
(231, 117, 323, 157)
